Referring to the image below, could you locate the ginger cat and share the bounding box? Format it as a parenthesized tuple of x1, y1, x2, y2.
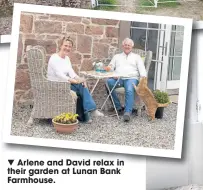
(133, 77, 168, 120)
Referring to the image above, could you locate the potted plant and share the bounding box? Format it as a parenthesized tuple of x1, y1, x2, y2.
(52, 112, 79, 133)
(153, 90, 170, 119)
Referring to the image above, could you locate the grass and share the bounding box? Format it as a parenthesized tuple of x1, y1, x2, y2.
(138, 0, 180, 11)
(93, 0, 117, 11)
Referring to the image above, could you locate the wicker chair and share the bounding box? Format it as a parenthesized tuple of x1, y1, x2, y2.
(113, 49, 153, 116)
(26, 46, 77, 125)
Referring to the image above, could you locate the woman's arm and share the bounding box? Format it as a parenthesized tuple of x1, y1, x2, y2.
(48, 57, 77, 84)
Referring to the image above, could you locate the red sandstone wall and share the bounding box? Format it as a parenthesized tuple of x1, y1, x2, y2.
(15, 12, 120, 106)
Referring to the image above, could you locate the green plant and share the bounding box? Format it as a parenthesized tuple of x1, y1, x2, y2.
(153, 90, 170, 104)
(53, 113, 79, 124)
(94, 0, 117, 11)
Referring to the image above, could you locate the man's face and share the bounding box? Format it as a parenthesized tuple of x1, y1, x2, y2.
(122, 42, 133, 55)
(60, 40, 73, 56)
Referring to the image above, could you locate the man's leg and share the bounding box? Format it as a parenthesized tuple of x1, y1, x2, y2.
(106, 78, 123, 111)
(123, 79, 139, 121)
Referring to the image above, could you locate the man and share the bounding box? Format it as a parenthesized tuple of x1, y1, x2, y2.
(105, 38, 147, 122)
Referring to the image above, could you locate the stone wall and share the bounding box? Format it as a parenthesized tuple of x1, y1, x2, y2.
(15, 12, 120, 107)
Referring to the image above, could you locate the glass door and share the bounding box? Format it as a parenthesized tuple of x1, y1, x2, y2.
(155, 24, 184, 91)
(130, 22, 184, 91)
(155, 24, 171, 91)
(130, 22, 160, 90)
(167, 25, 184, 89)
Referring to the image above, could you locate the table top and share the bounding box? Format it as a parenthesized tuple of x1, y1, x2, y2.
(80, 70, 137, 79)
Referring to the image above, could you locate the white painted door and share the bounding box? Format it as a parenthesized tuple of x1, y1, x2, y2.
(155, 25, 184, 91)
(155, 24, 171, 91)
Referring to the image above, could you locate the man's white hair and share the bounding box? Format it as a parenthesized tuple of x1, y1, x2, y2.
(122, 38, 134, 47)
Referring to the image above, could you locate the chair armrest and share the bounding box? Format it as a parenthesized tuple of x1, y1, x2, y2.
(32, 80, 76, 103)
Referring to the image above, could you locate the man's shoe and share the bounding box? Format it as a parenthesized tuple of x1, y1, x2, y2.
(117, 108, 124, 116)
(108, 107, 124, 116)
(132, 108, 138, 116)
(123, 112, 131, 122)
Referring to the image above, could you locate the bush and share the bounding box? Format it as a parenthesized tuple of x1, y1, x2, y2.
(53, 113, 78, 124)
(153, 90, 170, 104)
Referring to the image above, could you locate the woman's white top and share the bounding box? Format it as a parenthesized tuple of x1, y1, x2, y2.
(47, 53, 78, 82)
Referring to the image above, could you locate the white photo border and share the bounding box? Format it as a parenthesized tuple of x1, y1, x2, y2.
(3, 3, 193, 158)
(192, 22, 203, 123)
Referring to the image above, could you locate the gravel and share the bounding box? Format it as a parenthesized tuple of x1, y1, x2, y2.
(0, 17, 12, 35)
(11, 103, 177, 150)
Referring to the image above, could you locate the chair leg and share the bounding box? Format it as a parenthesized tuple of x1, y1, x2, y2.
(136, 99, 142, 117)
(27, 117, 34, 126)
(137, 107, 142, 117)
(27, 107, 35, 126)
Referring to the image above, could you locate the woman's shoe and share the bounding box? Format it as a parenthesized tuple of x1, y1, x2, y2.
(91, 109, 104, 117)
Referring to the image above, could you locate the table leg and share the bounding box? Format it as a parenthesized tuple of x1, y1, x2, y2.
(90, 78, 100, 95)
(100, 78, 120, 119)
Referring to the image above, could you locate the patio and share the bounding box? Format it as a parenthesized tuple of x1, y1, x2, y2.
(11, 100, 177, 150)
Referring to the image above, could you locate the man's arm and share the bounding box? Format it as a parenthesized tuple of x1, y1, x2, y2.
(105, 55, 117, 71)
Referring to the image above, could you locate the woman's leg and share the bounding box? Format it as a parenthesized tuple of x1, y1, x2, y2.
(71, 84, 96, 113)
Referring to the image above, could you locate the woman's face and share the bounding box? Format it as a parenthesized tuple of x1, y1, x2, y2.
(60, 40, 73, 56)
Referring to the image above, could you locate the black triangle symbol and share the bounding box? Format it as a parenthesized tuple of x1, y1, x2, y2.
(8, 160, 14, 165)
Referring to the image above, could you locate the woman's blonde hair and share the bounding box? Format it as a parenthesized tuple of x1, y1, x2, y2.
(59, 36, 74, 48)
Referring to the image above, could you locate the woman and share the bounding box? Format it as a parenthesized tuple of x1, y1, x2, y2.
(47, 36, 104, 123)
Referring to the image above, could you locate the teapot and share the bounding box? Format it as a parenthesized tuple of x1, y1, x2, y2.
(92, 61, 104, 72)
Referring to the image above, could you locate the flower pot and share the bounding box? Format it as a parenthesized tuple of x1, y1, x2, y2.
(52, 119, 79, 134)
(155, 107, 164, 119)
